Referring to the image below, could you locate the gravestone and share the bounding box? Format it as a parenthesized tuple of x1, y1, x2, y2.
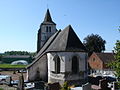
(34, 81, 45, 90)
(17, 74, 24, 90)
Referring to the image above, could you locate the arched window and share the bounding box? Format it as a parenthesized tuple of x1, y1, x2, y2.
(54, 56, 60, 74)
(72, 56, 79, 74)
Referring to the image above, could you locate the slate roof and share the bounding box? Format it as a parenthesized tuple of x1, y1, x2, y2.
(36, 25, 86, 58)
(27, 25, 87, 68)
(46, 25, 87, 52)
(42, 9, 56, 25)
(95, 53, 115, 64)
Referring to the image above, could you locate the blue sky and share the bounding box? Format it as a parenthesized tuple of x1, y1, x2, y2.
(0, 0, 120, 53)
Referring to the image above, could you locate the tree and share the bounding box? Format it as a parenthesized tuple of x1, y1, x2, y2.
(109, 40, 120, 77)
(108, 40, 120, 88)
(61, 82, 70, 90)
(83, 34, 106, 54)
(4, 51, 30, 55)
(114, 40, 120, 77)
(0, 55, 2, 63)
(108, 29, 120, 88)
(4, 51, 36, 56)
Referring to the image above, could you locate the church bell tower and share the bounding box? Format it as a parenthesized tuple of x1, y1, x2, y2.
(37, 9, 57, 52)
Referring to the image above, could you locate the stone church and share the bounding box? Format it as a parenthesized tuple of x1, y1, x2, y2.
(27, 9, 88, 85)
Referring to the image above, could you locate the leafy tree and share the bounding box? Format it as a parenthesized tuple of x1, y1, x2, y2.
(4, 51, 30, 55)
(108, 29, 120, 88)
(108, 28, 120, 78)
(108, 40, 120, 88)
(4, 51, 36, 56)
(83, 34, 106, 54)
(108, 40, 120, 77)
(0, 55, 2, 62)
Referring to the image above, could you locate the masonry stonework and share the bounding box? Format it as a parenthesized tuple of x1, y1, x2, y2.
(47, 52, 88, 85)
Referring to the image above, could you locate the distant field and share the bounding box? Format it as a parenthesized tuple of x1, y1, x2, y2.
(0, 64, 27, 68)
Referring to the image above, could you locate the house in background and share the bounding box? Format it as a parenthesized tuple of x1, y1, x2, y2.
(27, 9, 88, 86)
(88, 52, 115, 76)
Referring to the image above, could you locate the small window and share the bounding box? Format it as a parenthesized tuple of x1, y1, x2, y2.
(93, 58, 95, 62)
(49, 27, 51, 32)
(72, 56, 79, 74)
(54, 55, 60, 74)
(46, 26, 48, 32)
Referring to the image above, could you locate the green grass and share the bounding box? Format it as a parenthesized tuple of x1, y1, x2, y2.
(0, 64, 27, 68)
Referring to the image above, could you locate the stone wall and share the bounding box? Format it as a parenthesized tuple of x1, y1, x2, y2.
(47, 52, 88, 85)
(40, 24, 57, 47)
(27, 55, 48, 82)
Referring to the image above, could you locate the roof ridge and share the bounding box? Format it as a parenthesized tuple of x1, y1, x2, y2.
(27, 30, 61, 68)
(63, 25, 87, 51)
(63, 25, 71, 50)
(65, 25, 73, 50)
(36, 30, 61, 58)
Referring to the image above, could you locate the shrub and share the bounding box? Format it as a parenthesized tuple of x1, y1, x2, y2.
(61, 81, 70, 90)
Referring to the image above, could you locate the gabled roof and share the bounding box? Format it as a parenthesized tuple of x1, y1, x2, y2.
(42, 9, 56, 25)
(91, 52, 115, 64)
(27, 25, 87, 68)
(96, 53, 115, 63)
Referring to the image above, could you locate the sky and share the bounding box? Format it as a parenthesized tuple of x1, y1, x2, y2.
(0, 0, 120, 53)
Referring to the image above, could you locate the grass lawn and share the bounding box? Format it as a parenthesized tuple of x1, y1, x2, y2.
(0, 64, 27, 69)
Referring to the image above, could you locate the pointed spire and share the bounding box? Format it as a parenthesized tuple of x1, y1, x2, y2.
(44, 9, 53, 22)
(42, 9, 56, 25)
